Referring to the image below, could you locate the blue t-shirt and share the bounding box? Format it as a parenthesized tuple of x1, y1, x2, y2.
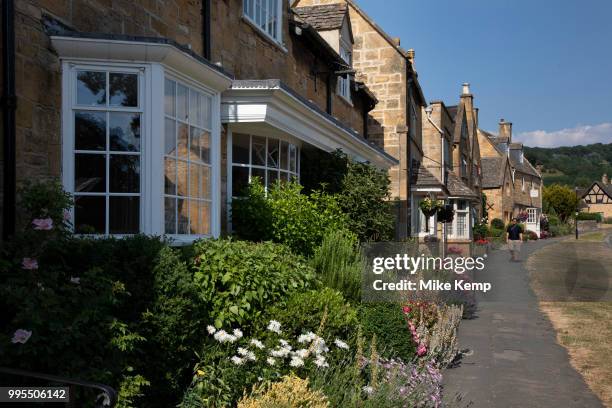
(507, 224, 523, 240)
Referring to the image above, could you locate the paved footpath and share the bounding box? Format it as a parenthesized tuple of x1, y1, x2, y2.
(443, 239, 604, 408)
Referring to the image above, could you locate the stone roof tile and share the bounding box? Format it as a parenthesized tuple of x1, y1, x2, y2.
(293, 4, 348, 31)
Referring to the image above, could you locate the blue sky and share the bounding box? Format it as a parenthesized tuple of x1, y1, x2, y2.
(356, 0, 612, 147)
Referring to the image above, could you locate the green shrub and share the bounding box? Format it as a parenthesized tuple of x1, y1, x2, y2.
(490, 218, 505, 230)
(549, 223, 573, 237)
(548, 215, 561, 226)
(488, 227, 505, 238)
(310, 229, 363, 302)
(358, 303, 415, 361)
(263, 287, 358, 341)
(192, 239, 316, 329)
(472, 222, 488, 240)
(576, 212, 603, 222)
(300, 150, 395, 242)
(232, 180, 347, 257)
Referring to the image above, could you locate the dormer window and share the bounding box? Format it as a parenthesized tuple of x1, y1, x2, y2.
(243, 0, 282, 43)
(337, 43, 352, 101)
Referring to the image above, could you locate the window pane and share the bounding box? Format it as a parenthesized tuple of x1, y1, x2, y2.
(75, 153, 106, 192)
(252, 167, 265, 185)
(74, 195, 105, 234)
(289, 144, 297, 173)
(190, 90, 201, 127)
(76, 71, 106, 106)
(268, 169, 279, 187)
(164, 79, 176, 116)
(198, 201, 211, 235)
(252, 136, 266, 166)
(202, 94, 212, 129)
(110, 155, 140, 193)
(200, 166, 210, 199)
(177, 198, 189, 234)
(177, 84, 188, 122)
(233, 133, 250, 164)
(110, 113, 140, 152)
(232, 166, 249, 197)
(165, 197, 177, 234)
(75, 111, 106, 151)
(280, 141, 288, 169)
(177, 160, 188, 197)
(164, 157, 177, 195)
(190, 127, 210, 164)
(177, 123, 189, 159)
(165, 118, 176, 156)
(109, 73, 138, 107)
(109, 196, 139, 234)
(267, 138, 279, 168)
(189, 162, 200, 199)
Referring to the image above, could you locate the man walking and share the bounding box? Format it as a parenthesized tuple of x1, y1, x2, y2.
(506, 218, 523, 262)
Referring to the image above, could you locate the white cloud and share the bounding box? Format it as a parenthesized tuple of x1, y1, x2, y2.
(514, 123, 612, 148)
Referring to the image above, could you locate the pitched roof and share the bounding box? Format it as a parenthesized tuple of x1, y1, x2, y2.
(582, 181, 612, 199)
(293, 4, 348, 31)
(412, 165, 444, 187)
(446, 172, 478, 198)
(481, 157, 505, 188)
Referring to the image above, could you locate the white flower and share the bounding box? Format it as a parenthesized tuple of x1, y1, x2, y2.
(213, 330, 238, 344)
(230, 356, 244, 366)
(362, 386, 374, 395)
(297, 332, 316, 344)
(289, 356, 304, 367)
(233, 328, 243, 339)
(314, 355, 329, 368)
(312, 337, 328, 354)
(267, 320, 282, 334)
(294, 349, 309, 359)
(237, 347, 249, 356)
(206, 325, 216, 335)
(334, 339, 349, 350)
(279, 339, 291, 349)
(266, 357, 276, 366)
(250, 339, 265, 349)
(270, 347, 291, 358)
(246, 351, 257, 361)
(70, 277, 80, 284)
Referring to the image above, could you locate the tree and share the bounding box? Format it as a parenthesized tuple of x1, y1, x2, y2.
(543, 184, 580, 222)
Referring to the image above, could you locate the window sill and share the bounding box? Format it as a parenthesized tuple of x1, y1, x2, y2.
(336, 93, 353, 107)
(241, 15, 288, 54)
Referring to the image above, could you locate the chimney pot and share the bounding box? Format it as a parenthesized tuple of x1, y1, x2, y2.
(462, 82, 470, 95)
(603, 173, 609, 185)
(498, 119, 513, 142)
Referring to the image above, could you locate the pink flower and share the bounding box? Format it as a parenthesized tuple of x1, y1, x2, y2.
(402, 306, 412, 314)
(63, 210, 71, 222)
(32, 218, 53, 230)
(22, 258, 38, 270)
(12, 329, 32, 344)
(417, 344, 427, 356)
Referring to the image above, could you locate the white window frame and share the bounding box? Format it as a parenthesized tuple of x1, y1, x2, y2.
(447, 199, 470, 240)
(337, 41, 352, 102)
(243, 0, 283, 44)
(61, 61, 222, 243)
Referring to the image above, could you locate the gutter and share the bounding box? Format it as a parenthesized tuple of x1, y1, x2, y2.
(2, 0, 16, 240)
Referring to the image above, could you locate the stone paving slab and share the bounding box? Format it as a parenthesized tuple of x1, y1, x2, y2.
(443, 239, 604, 407)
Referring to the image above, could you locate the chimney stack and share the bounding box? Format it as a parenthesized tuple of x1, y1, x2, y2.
(603, 173, 609, 185)
(407, 48, 415, 66)
(462, 82, 471, 95)
(499, 118, 513, 142)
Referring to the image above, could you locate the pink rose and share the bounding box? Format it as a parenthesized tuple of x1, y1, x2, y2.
(12, 329, 32, 344)
(417, 344, 427, 356)
(402, 306, 412, 314)
(32, 218, 53, 230)
(22, 258, 38, 270)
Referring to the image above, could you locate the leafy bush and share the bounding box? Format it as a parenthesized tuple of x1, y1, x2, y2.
(548, 214, 561, 226)
(549, 223, 573, 237)
(238, 375, 329, 408)
(192, 239, 316, 329)
(310, 229, 363, 302)
(232, 180, 347, 257)
(577, 212, 603, 222)
(300, 150, 395, 242)
(264, 288, 358, 341)
(358, 303, 415, 361)
(472, 222, 488, 241)
(488, 227, 505, 238)
(491, 218, 505, 230)
(523, 230, 539, 241)
(543, 184, 580, 222)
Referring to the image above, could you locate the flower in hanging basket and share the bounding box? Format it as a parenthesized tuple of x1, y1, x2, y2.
(419, 197, 444, 217)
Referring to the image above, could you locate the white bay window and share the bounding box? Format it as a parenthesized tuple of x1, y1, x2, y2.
(243, 0, 282, 43)
(58, 37, 231, 242)
(447, 200, 470, 240)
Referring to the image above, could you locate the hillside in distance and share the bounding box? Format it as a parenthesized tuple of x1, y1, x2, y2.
(523, 143, 612, 187)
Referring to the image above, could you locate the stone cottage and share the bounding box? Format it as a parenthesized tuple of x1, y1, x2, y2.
(581, 174, 612, 218)
(478, 119, 543, 233)
(0, 0, 397, 241)
(293, 0, 427, 239)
